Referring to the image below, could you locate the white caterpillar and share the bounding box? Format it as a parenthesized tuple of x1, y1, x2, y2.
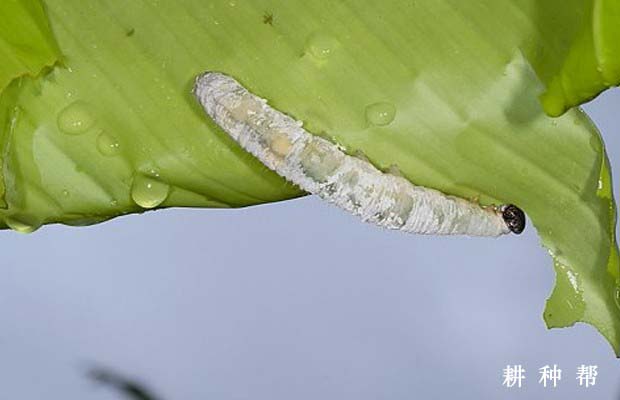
(193, 72, 525, 236)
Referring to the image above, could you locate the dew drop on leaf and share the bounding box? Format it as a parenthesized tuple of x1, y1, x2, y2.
(365, 102, 396, 126)
(5, 215, 41, 234)
(57, 101, 95, 135)
(305, 32, 337, 60)
(96, 132, 121, 156)
(130, 174, 170, 209)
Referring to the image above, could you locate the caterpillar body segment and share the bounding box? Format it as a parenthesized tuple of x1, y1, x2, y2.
(193, 72, 524, 237)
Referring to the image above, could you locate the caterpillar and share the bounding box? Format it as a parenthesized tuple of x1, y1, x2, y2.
(193, 72, 525, 237)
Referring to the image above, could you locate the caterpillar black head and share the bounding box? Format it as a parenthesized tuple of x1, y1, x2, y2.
(501, 204, 526, 234)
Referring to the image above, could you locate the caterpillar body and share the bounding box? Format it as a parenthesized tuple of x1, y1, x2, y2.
(193, 72, 525, 237)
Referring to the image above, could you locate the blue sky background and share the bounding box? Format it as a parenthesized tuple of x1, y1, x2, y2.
(0, 89, 619, 400)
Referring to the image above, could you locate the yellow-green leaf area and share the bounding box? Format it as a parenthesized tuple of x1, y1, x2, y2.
(0, 0, 61, 207)
(529, 0, 620, 116)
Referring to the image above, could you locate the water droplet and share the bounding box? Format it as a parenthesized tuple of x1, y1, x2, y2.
(57, 101, 95, 135)
(5, 215, 41, 234)
(62, 189, 70, 197)
(305, 33, 337, 60)
(131, 173, 170, 209)
(96, 132, 121, 156)
(365, 102, 396, 126)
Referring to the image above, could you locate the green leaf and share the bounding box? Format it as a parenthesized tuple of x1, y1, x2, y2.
(0, 0, 60, 92)
(528, 0, 620, 116)
(0, 0, 61, 208)
(1, 0, 619, 354)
